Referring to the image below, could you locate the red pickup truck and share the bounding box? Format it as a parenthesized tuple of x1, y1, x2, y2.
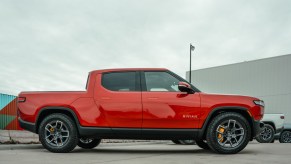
(18, 68, 264, 154)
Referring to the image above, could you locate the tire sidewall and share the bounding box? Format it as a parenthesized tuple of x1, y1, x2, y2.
(279, 131, 291, 143)
(206, 113, 251, 154)
(39, 114, 78, 153)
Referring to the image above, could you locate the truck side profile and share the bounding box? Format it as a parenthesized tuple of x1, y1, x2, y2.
(18, 68, 264, 154)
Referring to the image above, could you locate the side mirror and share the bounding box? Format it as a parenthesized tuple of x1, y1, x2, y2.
(178, 82, 194, 94)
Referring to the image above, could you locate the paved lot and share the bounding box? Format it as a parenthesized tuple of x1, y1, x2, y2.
(0, 141, 290, 164)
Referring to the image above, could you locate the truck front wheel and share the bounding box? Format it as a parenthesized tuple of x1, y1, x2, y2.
(38, 114, 78, 153)
(206, 112, 251, 154)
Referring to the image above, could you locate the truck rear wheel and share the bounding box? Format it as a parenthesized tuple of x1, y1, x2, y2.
(78, 138, 101, 149)
(206, 112, 251, 154)
(38, 114, 78, 153)
(255, 124, 275, 143)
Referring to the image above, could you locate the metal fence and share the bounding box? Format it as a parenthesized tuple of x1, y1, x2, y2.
(0, 93, 22, 130)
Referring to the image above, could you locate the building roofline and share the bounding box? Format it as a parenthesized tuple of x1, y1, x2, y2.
(191, 54, 291, 72)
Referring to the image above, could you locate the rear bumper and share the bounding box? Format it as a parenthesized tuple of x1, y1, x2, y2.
(18, 118, 36, 133)
(253, 120, 264, 137)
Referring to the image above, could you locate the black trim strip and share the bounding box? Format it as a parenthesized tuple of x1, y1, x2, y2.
(79, 127, 200, 140)
(18, 118, 36, 133)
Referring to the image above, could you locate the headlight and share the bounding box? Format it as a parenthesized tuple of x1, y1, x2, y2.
(254, 100, 265, 107)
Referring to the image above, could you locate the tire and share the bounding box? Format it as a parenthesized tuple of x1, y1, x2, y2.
(39, 114, 78, 153)
(172, 140, 182, 144)
(78, 138, 101, 149)
(206, 112, 251, 154)
(179, 140, 196, 145)
(279, 131, 291, 143)
(255, 124, 275, 143)
(195, 140, 210, 150)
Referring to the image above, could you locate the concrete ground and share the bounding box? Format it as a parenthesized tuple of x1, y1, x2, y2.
(0, 141, 290, 164)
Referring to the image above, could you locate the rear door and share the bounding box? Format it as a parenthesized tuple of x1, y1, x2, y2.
(141, 71, 201, 129)
(94, 71, 142, 129)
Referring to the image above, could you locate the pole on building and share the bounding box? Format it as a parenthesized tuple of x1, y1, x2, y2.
(189, 44, 195, 83)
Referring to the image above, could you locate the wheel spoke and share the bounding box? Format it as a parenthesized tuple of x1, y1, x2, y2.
(45, 127, 51, 133)
(227, 119, 236, 129)
(44, 120, 69, 147)
(229, 139, 233, 147)
(234, 137, 238, 144)
(59, 138, 63, 146)
(45, 124, 54, 131)
(56, 120, 63, 130)
(236, 131, 244, 136)
(47, 136, 56, 144)
(61, 129, 69, 133)
(45, 134, 54, 139)
(216, 118, 245, 148)
(222, 139, 228, 146)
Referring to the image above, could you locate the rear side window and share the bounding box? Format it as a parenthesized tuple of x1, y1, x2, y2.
(102, 72, 137, 91)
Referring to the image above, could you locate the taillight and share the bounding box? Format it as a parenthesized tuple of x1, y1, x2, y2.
(280, 116, 285, 119)
(18, 97, 26, 103)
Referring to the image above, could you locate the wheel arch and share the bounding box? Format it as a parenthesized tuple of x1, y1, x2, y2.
(262, 121, 276, 130)
(199, 106, 254, 140)
(35, 107, 80, 134)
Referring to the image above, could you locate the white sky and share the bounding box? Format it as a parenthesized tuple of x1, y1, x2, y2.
(1, 0, 291, 95)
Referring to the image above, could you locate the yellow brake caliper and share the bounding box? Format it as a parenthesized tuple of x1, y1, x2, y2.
(218, 127, 225, 142)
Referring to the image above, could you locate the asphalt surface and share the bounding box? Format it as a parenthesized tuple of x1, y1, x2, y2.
(0, 141, 290, 164)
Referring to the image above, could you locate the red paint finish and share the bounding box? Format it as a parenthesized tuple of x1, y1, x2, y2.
(94, 74, 143, 128)
(18, 68, 264, 130)
(142, 92, 201, 128)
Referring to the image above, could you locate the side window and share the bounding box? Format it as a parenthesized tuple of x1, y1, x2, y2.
(144, 72, 180, 92)
(102, 72, 136, 91)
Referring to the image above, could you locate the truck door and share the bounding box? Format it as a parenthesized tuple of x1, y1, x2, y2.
(141, 71, 201, 129)
(94, 71, 142, 130)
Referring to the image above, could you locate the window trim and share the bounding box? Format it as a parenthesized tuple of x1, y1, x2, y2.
(101, 71, 141, 92)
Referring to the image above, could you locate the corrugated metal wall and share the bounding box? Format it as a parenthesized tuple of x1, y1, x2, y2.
(186, 54, 291, 123)
(0, 93, 22, 130)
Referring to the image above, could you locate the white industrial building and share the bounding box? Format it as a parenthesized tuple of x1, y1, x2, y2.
(187, 54, 291, 123)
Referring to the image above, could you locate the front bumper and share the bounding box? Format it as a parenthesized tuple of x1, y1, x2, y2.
(253, 120, 265, 137)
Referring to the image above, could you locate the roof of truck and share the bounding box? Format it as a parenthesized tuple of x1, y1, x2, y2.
(90, 68, 168, 74)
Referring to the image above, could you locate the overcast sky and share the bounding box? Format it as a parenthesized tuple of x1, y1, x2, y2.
(0, 0, 291, 95)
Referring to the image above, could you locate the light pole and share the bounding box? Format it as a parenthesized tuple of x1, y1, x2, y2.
(189, 44, 195, 83)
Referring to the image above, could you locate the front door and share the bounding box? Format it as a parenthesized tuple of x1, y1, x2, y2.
(141, 71, 201, 129)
